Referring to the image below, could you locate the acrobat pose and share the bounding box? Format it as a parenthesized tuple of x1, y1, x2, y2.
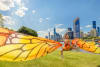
(61, 33, 100, 58)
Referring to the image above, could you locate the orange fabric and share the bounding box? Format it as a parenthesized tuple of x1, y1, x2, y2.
(63, 45, 72, 51)
(0, 36, 7, 46)
(63, 39, 72, 51)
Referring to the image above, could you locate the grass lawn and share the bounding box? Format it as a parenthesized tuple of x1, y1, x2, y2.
(0, 50, 100, 67)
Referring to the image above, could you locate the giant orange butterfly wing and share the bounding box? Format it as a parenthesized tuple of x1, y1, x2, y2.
(0, 28, 62, 61)
(72, 39, 100, 54)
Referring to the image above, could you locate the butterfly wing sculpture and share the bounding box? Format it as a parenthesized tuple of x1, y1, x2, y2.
(0, 28, 99, 62)
(71, 39, 100, 54)
(0, 28, 62, 61)
(63, 38, 100, 54)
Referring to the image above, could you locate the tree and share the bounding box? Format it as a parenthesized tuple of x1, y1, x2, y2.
(0, 14, 4, 27)
(17, 26, 38, 37)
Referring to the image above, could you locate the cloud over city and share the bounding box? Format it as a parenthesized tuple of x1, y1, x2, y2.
(85, 25, 92, 28)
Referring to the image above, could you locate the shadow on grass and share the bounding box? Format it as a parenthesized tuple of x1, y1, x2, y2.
(97, 65, 100, 67)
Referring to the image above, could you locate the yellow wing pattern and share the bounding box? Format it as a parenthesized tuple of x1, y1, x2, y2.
(72, 39, 100, 54)
(0, 28, 62, 61)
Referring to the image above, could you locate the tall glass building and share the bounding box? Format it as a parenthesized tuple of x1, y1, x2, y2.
(97, 27, 100, 36)
(67, 27, 74, 39)
(92, 21, 96, 29)
(54, 27, 56, 40)
(68, 28, 72, 31)
(73, 17, 80, 38)
(48, 32, 50, 39)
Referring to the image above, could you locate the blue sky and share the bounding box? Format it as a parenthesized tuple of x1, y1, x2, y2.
(0, 0, 100, 37)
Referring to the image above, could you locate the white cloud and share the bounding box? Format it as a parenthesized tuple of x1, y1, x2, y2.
(37, 28, 53, 37)
(39, 18, 44, 23)
(37, 30, 48, 37)
(55, 24, 63, 28)
(46, 17, 49, 20)
(14, 0, 22, 6)
(37, 27, 66, 37)
(3, 16, 18, 29)
(38, 29, 54, 38)
(14, 0, 28, 17)
(3, 16, 15, 25)
(39, 17, 50, 23)
(45, 17, 50, 22)
(56, 28, 66, 33)
(0, 0, 15, 11)
(55, 24, 65, 33)
(85, 25, 92, 28)
(15, 6, 28, 17)
(0, 0, 28, 17)
(32, 10, 36, 14)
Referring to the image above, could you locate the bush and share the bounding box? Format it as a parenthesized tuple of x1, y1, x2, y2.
(17, 26, 38, 37)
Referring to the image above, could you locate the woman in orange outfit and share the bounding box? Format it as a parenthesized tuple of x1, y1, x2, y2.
(63, 34, 71, 51)
(61, 33, 72, 58)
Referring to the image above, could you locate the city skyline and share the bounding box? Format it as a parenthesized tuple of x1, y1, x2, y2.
(45, 27, 62, 41)
(0, 0, 100, 37)
(47, 17, 100, 39)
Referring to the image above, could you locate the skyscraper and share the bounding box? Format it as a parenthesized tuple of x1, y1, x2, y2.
(54, 27, 56, 40)
(90, 21, 97, 37)
(92, 21, 96, 29)
(80, 31, 84, 38)
(48, 32, 50, 39)
(68, 28, 72, 31)
(54, 27, 56, 34)
(73, 17, 80, 38)
(67, 27, 73, 39)
(90, 29, 97, 37)
(97, 27, 100, 36)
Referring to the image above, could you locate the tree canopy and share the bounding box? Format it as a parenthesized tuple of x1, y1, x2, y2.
(0, 14, 4, 27)
(17, 26, 38, 37)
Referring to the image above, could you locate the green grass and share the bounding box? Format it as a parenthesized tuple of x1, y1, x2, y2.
(0, 50, 100, 67)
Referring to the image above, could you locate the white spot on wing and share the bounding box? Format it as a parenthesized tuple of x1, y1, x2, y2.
(17, 34, 23, 38)
(12, 38, 19, 43)
(10, 33, 16, 37)
(6, 38, 10, 44)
